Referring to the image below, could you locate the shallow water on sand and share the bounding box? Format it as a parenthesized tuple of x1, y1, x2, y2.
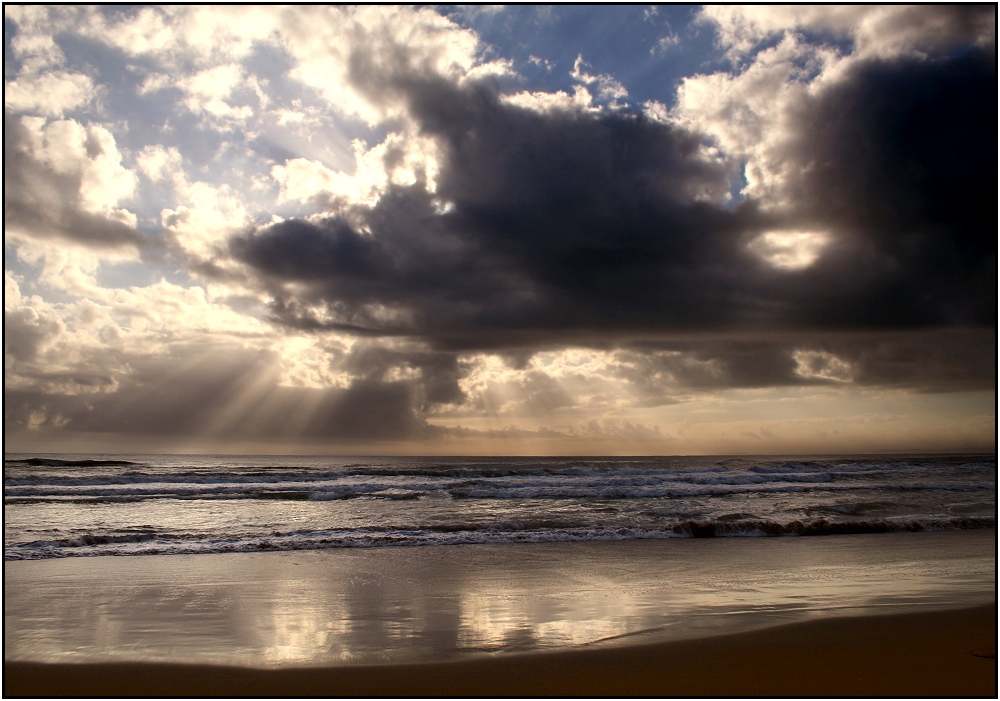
(4, 529, 994, 667)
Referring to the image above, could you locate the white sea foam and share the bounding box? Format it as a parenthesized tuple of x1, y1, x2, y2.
(5, 514, 995, 560)
(4, 453, 995, 560)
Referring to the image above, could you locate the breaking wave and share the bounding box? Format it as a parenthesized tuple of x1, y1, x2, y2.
(5, 453, 994, 559)
(5, 515, 994, 560)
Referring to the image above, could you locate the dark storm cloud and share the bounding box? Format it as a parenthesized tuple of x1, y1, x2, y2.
(235, 48, 993, 353)
(299, 379, 429, 440)
(4, 114, 152, 250)
(234, 77, 759, 346)
(773, 48, 997, 328)
(614, 340, 800, 394)
(622, 327, 995, 395)
(228, 39, 996, 415)
(340, 343, 467, 408)
(822, 329, 996, 392)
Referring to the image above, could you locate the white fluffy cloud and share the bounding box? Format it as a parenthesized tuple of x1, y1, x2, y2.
(5, 116, 141, 260)
(87, 5, 280, 64)
(279, 6, 493, 124)
(4, 72, 95, 117)
(272, 131, 443, 207)
(136, 145, 183, 184)
(177, 64, 253, 121)
(700, 5, 995, 60)
(673, 33, 839, 208)
(569, 54, 629, 102)
(161, 179, 251, 263)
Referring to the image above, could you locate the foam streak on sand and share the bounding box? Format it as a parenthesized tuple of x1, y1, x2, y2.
(4, 605, 997, 697)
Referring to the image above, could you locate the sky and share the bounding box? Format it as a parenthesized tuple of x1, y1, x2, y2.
(4, 5, 996, 456)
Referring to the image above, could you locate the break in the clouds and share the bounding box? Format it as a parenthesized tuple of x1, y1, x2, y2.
(4, 5, 995, 455)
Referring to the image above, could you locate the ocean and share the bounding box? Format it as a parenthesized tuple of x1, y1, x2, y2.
(4, 452, 996, 668)
(4, 452, 995, 560)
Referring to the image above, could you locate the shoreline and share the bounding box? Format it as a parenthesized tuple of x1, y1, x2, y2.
(5, 604, 996, 697)
(6, 531, 995, 695)
(6, 532, 995, 663)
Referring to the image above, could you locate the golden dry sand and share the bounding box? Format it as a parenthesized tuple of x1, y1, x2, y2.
(5, 604, 995, 697)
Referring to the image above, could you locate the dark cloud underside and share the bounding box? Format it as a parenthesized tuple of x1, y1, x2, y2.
(235, 49, 995, 352)
(778, 49, 997, 328)
(5, 347, 433, 441)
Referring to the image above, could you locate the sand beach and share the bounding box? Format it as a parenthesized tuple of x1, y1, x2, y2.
(5, 603, 996, 696)
(4, 530, 996, 696)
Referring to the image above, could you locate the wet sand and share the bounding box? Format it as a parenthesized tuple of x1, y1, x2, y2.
(5, 531, 996, 696)
(5, 604, 996, 696)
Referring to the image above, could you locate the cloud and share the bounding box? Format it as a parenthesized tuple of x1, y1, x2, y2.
(5, 345, 433, 442)
(700, 5, 995, 60)
(279, 6, 493, 125)
(236, 38, 994, 355)
(177, 64, 253, 122)
(136, 145, 183, 183)
(793, 350, 855, 383)
(4, 115, 147, 251)
(4, 273, 65, 364)
(746, 231, 829, 271)
(624, 330, 995, 394)
(650, 33, 680, 56)
(87, 5, 281, 64)
(439, 416, 667, 446)
(569, 54, 629, 101)
(4, 267, 272, 401)
(4, 72, 95, 117)
(270, 132, 442, 207)
(773, 50, 996, 327)
(234, 72, 754, 347)
(676, 11, 995, 329)
(3, 6, 995, 451)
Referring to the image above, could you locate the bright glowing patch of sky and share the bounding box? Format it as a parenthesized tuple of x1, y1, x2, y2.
(4, 5, 995, 455)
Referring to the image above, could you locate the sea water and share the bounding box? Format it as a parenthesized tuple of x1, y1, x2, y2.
(4, 453, 995, 560)
(4, 452, 996, 665)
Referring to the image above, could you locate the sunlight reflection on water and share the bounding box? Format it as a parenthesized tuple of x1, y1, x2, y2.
(4, 530, 995, 666)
